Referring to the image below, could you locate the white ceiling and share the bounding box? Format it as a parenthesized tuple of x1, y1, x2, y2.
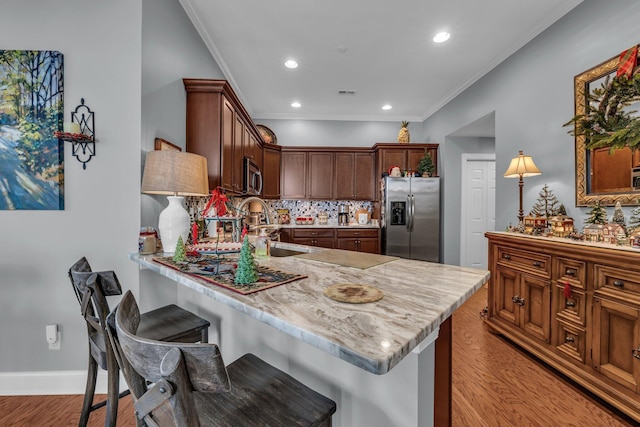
(179, 0, 582, 123)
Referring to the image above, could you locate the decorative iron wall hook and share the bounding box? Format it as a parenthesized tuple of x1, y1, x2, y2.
(55, 98, 95, 169)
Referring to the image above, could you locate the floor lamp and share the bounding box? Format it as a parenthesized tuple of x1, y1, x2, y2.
(142, 150, 209, 254)
(503, 150, 542, 225)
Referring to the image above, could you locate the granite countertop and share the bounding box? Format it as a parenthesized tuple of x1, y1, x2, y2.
(129, 243, 489, 374)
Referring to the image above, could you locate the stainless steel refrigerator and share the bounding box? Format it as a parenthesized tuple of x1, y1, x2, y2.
(382, 176, 440, 262)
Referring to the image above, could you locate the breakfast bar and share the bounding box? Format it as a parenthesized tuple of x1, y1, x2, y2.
(129, 243, 489, 427)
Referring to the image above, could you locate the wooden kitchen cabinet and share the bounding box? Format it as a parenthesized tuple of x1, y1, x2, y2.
(290, 228, 335, 248)
(262, 143, 281, 199)
(184, 79, 264, 195)
(307, 152, 334, 199)
(335, 151, 375, 200)
(281, 151, 307, 199)
(335, 228, 379, 254)
(485, 232, 640, 422)
(279, 227, 380, 254)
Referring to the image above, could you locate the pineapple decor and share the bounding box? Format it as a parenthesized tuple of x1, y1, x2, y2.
(397, 121, 410, 143)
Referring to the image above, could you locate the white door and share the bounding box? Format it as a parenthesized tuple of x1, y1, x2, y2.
(460, 154, 495, 269)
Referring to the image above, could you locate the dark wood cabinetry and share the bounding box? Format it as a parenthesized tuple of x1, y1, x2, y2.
(335, 151, 375, 200)
(184, 79, 264, 195)
(280, 149, 335, 200)
(308, 152, 334, 199)
(262, 143, 281, 199)
(281, 151, 307, 199)
(485, 232, 640, 422)
(279, 227, 380, 254)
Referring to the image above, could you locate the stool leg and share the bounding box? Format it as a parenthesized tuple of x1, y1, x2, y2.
(79, 354, 98, 427)
(200, 327, 208, 343)
(104, 351, 120, 427)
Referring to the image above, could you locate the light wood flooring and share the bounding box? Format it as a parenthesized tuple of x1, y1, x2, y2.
(0, 286, 636, 426)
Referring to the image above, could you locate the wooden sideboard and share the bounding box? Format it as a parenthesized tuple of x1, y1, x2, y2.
(485, 232, 640, 422)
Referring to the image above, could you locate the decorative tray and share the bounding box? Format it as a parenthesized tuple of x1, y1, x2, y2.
(189, 241, 242, 255)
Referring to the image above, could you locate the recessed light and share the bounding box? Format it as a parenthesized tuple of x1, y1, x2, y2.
(284, 59, 298, 69)
(291, 101, 301, 108)
(382, 104, 392, 110)
(433, 32, 450, 43)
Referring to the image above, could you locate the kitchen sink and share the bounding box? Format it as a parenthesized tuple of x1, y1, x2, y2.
(270, 247, 306, 257)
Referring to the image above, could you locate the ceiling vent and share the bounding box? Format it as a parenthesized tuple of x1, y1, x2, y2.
(337, 90, 356, 96)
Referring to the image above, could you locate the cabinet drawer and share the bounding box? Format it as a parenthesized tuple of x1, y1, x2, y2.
(555, 257, 586, 290)
(594, 265, 640, 305)
(335, 229, 378, 238)
(496, 246, 551, 278)
(554, 320, 586, 364)
(293, 228, 335, 238)
(554, 283, 586, 327)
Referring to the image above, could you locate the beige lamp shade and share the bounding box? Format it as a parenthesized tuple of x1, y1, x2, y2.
(503, 150, 542, 178)
(141, 150, 209, 196)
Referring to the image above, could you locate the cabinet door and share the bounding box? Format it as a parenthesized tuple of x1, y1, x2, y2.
(281, 151, 307, 199)
(221, 98, 235, 191)
(335, 152, 355, 199)
(358, 238, 379, 254)
(233, 115, 245, 193)
(354, 152, 375, 200)
(336, 238, 358, 252)
(407, 149, 426, 174)
(379, 149, 407, 175)
(262, 146, 280, 199)
(521, 273, 551, 343)
(494, 265, 520, 328)
(592, 297, 640, 393)
(307, 152, 334, 199)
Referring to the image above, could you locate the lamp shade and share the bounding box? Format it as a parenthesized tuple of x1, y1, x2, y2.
(141, 150, 209, 196)
(503, 150, 542, 178)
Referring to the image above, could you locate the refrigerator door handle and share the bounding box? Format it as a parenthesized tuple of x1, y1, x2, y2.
(410, 195, 416, 232)
(406, 195, 412, 232)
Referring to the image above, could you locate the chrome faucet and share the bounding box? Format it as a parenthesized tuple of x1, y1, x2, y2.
(236, 196, 272, 225)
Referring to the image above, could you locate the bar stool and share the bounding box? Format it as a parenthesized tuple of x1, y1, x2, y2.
(110, 289, 337, 427)
(69, 257, 210, 427)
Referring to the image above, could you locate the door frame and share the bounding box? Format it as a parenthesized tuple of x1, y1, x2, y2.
(460, 153, 495, 268)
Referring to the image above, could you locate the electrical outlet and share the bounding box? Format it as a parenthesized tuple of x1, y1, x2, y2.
(46, 324, 61, 350)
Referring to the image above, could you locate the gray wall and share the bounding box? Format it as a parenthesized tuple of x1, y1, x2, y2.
(0, 0, 142, 378)
(423, 0, 640, 265)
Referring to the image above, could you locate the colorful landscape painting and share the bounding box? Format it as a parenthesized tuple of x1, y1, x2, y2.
(0, 50, 64, 210)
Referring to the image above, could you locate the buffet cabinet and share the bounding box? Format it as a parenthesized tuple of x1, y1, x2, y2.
(485, 232, 640, 422)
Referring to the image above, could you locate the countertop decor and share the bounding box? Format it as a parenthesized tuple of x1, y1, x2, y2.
(323, 283, 383, 303)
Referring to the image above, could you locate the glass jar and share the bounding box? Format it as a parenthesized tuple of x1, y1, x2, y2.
(254, 228, 271, 257)
(139, 227, 157, 255)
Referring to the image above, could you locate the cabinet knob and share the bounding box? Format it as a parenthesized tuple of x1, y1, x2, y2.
(565, 268, 576, 276)
(532, 261, 541, 267)
(503, 254, 511, 260)
(511, 295, 525, 306)
(565, 336, 575, 343)
(633, 347, 640, 360)
(613, 280, 624, 288)
(566, 301, 576, 308)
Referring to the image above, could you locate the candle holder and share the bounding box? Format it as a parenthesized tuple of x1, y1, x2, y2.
(55, 98, 95, 169)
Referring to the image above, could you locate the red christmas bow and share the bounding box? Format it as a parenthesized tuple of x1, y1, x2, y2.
(563, 282, 572, 299)
(616, 45, 638, 78)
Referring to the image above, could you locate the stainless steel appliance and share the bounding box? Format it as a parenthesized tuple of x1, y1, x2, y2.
(243, 157, 263, 195)
(382, 176, 440, 262)
(338, 204, 349, 226)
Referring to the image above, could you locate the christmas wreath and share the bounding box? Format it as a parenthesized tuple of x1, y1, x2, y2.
(564, 45, 640, 152)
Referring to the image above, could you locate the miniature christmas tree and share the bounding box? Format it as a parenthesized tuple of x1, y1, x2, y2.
(628, 203, 640, 232)
(611, 201, 627, 229)
(235, 235, 258, 285)
(529, 184, 561, 218)
(173, 235, 186, 262)
(556, 204, 567, 216)
(416, 150, 435, 177)
(585, 199, 607, 225)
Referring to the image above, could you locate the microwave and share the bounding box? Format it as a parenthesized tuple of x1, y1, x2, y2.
(243, 157, 262, 195)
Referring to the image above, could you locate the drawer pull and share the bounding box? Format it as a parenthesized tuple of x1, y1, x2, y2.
(613, 280, 624, 288)
(532, 261, 541, 267)
(633, 347, 640, 360)
(511, 296, 525, 306)
(565, 268, 576, 276)
(503, 254, 511, 260)
(566, 301, 576, 308)
(565, 337, 575, 343)
(311, 232, 318, 236)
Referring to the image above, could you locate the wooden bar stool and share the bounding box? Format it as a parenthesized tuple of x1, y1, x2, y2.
(69, 257, 210, 427)
(110, 289, 337, 427)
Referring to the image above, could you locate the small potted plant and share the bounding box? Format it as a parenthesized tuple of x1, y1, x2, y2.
(416, 151, 435, 177)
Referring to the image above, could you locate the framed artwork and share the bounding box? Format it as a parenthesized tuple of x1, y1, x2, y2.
(257, 124, 277, 145)
(154, 137, 182, 152)
(0, 50, 64, 210)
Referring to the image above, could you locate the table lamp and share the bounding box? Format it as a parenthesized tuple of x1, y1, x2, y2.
(141, 151, 209, 254)
(503, 150, 542, 224)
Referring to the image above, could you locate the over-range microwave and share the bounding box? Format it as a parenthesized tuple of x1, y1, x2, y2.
(243, 157, 262, 195)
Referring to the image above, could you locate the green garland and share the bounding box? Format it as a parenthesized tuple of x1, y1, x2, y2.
(564, 72, 640, 151)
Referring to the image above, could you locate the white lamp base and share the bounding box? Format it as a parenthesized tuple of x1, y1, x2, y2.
(158, 196, 190, 254)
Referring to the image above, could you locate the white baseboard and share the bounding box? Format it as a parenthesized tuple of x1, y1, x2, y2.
(0, 370, 127, 396)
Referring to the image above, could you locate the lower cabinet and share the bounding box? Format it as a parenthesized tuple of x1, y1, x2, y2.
(279, 228, 380, 254)
(485, 232, 640, 422)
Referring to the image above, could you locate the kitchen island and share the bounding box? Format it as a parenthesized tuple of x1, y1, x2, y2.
(130, 243, 489, 426)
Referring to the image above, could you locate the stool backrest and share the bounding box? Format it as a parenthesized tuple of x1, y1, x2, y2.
(113, 291, 230, 426)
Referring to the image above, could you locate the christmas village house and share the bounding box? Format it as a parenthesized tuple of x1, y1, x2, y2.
(549, 215, 574, 238)
(583, 223, 626, 244)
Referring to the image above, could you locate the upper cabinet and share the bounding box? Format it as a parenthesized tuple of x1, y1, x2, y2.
(374, 143, 439, 177)
(183, 79, 265, 195)
(262, 143, 281, 199)
(335, 151, 375, 200)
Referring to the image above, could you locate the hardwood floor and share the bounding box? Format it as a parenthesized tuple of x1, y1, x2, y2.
(0, 286, 636, 426)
